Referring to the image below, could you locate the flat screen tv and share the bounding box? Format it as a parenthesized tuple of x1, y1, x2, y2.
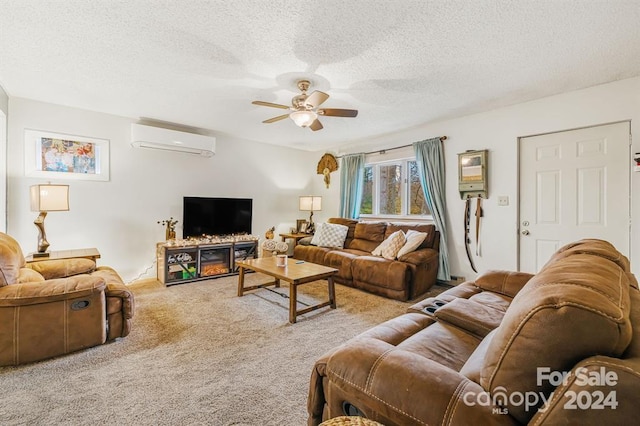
(183, 197, 252, 237)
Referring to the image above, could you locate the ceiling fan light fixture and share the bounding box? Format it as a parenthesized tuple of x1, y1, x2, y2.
(252, 81, 357, 131)
(290, 110, 317, 127)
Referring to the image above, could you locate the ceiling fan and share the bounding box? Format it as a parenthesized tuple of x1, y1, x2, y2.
(251, 80, 358, 131)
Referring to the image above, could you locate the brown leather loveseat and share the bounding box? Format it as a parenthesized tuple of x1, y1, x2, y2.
(308, 239, 640, 425)
(293, 218, 440, 301)
(0, 232, 134, 366)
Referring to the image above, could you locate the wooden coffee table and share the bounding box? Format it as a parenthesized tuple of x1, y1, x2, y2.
(236, 257, 338, 323)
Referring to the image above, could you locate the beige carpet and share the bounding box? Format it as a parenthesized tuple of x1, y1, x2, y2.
(0, 274, 448, 425)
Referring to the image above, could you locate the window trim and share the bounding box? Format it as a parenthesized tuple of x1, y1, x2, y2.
(359, 157, 433, 221)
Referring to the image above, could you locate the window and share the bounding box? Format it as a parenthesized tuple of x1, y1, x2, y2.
(379, 164, 402, 214)
(360, 159, 430, 218)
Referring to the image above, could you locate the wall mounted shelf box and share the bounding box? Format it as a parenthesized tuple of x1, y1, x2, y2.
(131, 123, 216, 157)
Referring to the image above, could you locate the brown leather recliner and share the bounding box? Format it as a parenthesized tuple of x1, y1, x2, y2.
(0, 232, 134, 366)
(308, 239, 640, 425)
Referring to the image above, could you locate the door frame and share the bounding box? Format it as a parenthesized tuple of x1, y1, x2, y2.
(516, 120, 632, 271)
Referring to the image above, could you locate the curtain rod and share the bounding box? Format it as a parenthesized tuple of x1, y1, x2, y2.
(336, 136, 447, 158)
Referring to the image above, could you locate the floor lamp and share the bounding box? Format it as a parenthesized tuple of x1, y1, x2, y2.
(30, 184, 70, 257)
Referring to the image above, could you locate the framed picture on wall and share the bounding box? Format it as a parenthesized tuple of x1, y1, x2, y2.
(24, 129, 110, 181)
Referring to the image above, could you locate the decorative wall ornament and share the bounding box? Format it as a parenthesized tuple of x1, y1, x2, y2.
(317, 153, 338, 188)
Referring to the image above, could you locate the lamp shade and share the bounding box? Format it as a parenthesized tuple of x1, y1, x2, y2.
(30, 184, 70, 212)
(299, 196, 322, 212)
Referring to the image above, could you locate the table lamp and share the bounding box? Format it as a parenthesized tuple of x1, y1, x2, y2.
(30, 183, 69, 257)
(299, 196, 322, 233)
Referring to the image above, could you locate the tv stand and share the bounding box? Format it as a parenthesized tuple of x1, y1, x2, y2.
(156, 236, 258, 286)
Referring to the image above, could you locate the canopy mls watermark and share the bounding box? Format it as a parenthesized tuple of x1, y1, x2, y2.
(463, 367, 619, 415)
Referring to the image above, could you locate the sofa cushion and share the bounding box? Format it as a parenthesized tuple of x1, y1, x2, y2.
(348, 222, 387, 253)
(16, 268, 45, 283)
(396, 229, 428, 258)
(323, 250, 359, 281)
(433, 298, 505, 338)
(467, 290, 512, 312)
(293, 245, 331, 264)
(352, 256, 410, 292)
(310, 223, 349, 248)
(0, 233, 26, 287)
(26, 258, 96, 280)
(479, 246, 633, 423)
(372, 230, 406, 260)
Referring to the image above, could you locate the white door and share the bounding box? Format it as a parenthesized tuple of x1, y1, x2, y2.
(519, 122, 630, 273)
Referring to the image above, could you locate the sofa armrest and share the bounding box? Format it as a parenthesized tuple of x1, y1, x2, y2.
(397, 247, 438, 265)
(0, 275, 106, 307)
(324, 338, 518, 425)
(106, 282, 135, 320)
(25, 258, 96, 280)
(308, 350, 333, 425)
(474, 270, 534, 297)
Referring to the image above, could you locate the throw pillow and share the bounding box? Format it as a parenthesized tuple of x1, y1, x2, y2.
(309, 223, 325, 246)
(397, 230, 429, 258)
(310, 222, 349, 248)
(372, 230, 406, 260)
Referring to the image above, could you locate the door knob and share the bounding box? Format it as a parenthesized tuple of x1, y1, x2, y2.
(521, 230, 530, 236)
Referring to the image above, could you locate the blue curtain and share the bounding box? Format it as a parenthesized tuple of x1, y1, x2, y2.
(413, 138, 451, 281)
(339, 154, 365, 219)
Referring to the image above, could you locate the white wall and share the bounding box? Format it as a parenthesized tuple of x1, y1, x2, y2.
(336, 76, 640, 280)
(0, 85, 8, 114)
(7, 98, 319, 282)
(0, 85, 8, 232)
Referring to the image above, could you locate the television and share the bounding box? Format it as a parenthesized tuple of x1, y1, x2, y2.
(183, 197, 253, 237)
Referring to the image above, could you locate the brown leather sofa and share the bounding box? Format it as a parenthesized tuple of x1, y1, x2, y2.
(0, 232, 134, 366)
(293, 218, 440, 301)
(308, 239, 640, 425)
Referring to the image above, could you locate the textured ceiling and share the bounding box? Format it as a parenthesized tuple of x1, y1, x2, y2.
(1, 1, 640, 152)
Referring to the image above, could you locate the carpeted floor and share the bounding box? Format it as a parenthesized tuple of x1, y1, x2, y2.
(0, 274, 448, 425)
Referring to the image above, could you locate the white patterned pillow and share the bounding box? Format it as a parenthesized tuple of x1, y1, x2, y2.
(397, 230, 428, 258)
(310, 223, 349, 248)
(372, 230, 406, 260)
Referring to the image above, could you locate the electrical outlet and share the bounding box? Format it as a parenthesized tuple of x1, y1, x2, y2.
(497, 196, 509, 206)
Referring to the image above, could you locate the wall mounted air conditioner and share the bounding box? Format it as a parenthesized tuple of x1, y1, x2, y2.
(131, 123, 216, 157)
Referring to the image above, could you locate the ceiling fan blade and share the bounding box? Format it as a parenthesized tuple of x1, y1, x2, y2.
(318, 108, 358, 117)
(309, 119, 323, 131)
(305, 90, 329, 108)
(263, 114, 290, 124)
(252, 100, 290, 110)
